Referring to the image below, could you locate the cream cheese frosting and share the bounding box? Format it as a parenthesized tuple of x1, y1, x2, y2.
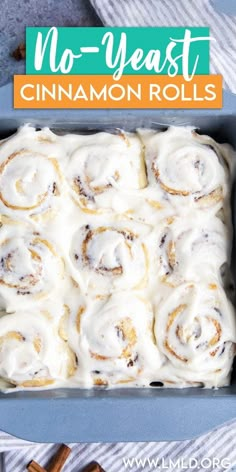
(0, 124, 235, 391)
(69, 220, 151, 295)
(0, 309, 76, 388)
(64, 292, 162, 387)
(138, 126, 234, 219)
(0, 223, 65, 312)
(154, 282, 236, 387)
(156, 214, 230, 287)
(63, 131, 147, 214)
(0, 126, 65, 224)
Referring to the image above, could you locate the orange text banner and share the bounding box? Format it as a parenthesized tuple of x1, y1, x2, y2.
(14, 74, 222, 109)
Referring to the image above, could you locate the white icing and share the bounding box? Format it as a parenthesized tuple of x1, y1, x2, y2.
(156, 214, 230, 286)
(0, 124, 234, 391)
(154, 282, 236, 387)
(69, 220, 151, 294)
(0, 310, 74, 386)
(66, 292, 162, 387)
(138, 126, 234, 217)
(0, 224, 64, 312)
(0, 126, 65, 223)
(63, 131, 146, 214)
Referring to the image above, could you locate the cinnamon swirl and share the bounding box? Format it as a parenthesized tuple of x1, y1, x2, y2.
(154, 282, 236, 387)
(0, 126, 63, 223)
(0, 124, 234, 391)
(69, 221, 150, 294)
(139, 127, 234, 216)
(64, 131, 147, 215)
(157, 215, 230, 287)
(0, 310, 76, 388)
(66, 293, 162, 387)
(0, 224, 64, 311)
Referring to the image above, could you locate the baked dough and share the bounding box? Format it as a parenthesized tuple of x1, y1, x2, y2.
(0, 125, 235, 391)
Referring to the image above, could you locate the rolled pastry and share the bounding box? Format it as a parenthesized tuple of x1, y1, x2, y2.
(154, 282, 236, 387)
(0, 310, 76, 388)
(0, 224, 64, 311)
(139, 127, 234, 216)
(64, 131, 147, 214)
(0, 126, 63, 222)
(69, 220, 150, 294)
(157, 215, 230, 287)
(66, 292, 162, 387)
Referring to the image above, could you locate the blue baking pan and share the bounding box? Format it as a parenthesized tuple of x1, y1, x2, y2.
(0, 82, 235, 443)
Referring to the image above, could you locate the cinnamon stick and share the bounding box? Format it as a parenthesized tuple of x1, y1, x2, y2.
(80, 461, 105, 472)
(47, 444, 71, 472)
(27, 461, 46, 472)
(12, 43, 26, 61)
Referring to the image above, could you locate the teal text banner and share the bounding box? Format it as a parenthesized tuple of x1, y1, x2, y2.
(26, 27, 210, 76)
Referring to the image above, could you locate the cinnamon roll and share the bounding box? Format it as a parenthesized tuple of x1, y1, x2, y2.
(0, 126, 63, 222)
(154, 282, 236, 387)
(69, 221, 150, 294)
(0, 310, 76, 388)
(139, 127, 234, 215)
(0, 125, 234, 391)
(64, 131, 147, 214)
(0, 225, 64, 311)
(67, 293, 162, 387)
(157, 215, 230, 287)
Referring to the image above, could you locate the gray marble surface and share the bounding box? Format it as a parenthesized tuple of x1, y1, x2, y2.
(0, 0, 101, 87)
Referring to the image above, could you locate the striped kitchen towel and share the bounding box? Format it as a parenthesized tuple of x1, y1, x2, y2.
(1, 419, 236, 471)
(90, 0, 236, 93)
